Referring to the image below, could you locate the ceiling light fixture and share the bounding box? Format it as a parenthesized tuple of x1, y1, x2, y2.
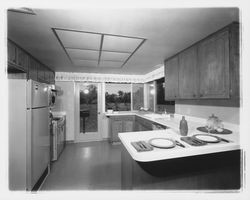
(52, 27, 146, 68)
(8, 7, 36, 15)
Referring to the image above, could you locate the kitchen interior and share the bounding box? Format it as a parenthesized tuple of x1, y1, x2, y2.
(6, 6, 248, 195)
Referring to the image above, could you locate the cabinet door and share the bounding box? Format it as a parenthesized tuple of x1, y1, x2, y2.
(48, 70, 55, 84)
(29, 58, 38, 81)
(37, 63, 45, 82)
(111, 120, 123, 142)
(8, 41, 17, 64)
(198, 30, 230, 98)
(123, 120, 134, 132)
(44, 67, 50, 84)
(16, 48, 28, 72)
(179, 46, 198, 99)
(165, 56, 179, 100)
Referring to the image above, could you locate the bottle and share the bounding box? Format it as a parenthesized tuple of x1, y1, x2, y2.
(179, 116, 188, 136)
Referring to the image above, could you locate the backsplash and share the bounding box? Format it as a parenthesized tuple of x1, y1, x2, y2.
(175, 103, 240, 124)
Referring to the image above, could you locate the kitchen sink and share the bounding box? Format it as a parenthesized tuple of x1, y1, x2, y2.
(144, 113, 172, 120)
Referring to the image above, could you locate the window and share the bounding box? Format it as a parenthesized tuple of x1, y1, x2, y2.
(132, 83, 144, 110)
(147, 81, 155, 112)
(105, 83, 131, 111)
(156, 78, 175, 113)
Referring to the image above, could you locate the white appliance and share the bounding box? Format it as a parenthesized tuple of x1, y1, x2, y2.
(51, 114, 66, 161)
(9, 79, 50, 190)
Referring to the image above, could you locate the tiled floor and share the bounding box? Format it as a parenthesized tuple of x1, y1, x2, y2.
(41, 141, 122, 190)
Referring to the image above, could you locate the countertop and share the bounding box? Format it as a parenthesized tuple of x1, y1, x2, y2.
(113, 111, 240, 162)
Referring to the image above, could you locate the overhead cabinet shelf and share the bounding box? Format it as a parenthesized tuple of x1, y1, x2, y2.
(164, 22, 239, 100)
(8, 40, 55, 84)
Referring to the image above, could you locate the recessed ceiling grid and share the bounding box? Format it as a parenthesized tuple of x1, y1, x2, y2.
(52, 28, 146, 68)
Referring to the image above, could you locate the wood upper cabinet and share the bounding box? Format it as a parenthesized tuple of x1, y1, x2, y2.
(8, 41, 28, 73)
(37, 63, 45, 82)
(49, 70, 55, 84)
(8, 41, 17, 65)
(165, 56, 179, 100)
(8, 40, 55, 83)
(164, 22, 238, 100)
(198, 29, 230, 98)
(178, 45, 198, 99)
(16, 48, 29, 72)
(29, 57, 38, 81)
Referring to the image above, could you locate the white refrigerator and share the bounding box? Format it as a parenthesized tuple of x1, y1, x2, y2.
(9, 79, 50, 190)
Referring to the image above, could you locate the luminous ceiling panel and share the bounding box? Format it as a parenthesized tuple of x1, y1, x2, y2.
(101, 51, 130, 61)
(53, 28, 146, 68)
(102, 35, 143, 52)
(56, 30, 101, 50)
(99, 60, 123, 68)
(72, 59, 98, 67)
(66, 49, 99, 60)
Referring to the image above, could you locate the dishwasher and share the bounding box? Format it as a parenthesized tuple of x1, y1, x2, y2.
(51, 115, 66, 161)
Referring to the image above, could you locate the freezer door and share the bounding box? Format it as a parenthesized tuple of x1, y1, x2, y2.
(31, 107, 50, 188)
(28, 80, 49, 108)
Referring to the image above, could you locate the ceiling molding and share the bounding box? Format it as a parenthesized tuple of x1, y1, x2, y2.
(55, 65, 164, 83)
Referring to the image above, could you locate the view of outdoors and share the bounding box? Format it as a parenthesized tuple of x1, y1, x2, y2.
(79, 84, 98, 133)
(156, 78, 175, 113)
(132, 83, 144, 110)
(105, 83, 131, 111)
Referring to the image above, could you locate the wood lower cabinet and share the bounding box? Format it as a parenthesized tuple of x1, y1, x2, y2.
(111, 120, 123, 142)
(198, 29, 230, 98)
(135, 116, 153, 131)
(178, 45, 198, 99)
(165, 56, 179, 100)
(109, 116, 135, 143)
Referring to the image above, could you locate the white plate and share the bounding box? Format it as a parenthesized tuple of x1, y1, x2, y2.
(193, 134, 220, 143)
(148, 138, 176, 149)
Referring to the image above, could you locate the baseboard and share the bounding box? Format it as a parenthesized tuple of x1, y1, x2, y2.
(32, 165, 50, 192)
